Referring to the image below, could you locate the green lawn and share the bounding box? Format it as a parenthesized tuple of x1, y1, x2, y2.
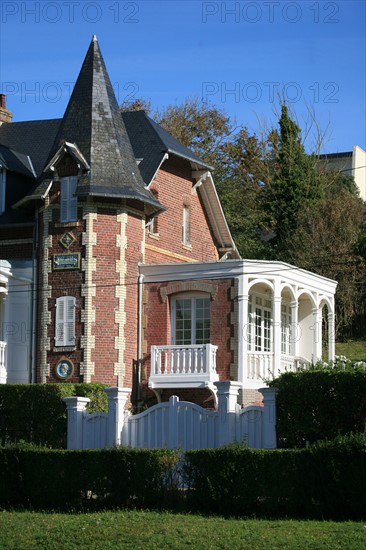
(0, 511, 365, 549)
(335, 339, 366, 362)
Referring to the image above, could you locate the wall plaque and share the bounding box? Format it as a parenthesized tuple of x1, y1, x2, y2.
(55, 357, 74, 380)
(53, 253, 80, 270)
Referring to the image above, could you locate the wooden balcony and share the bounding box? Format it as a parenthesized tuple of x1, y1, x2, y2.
(149, 344, 219, 389)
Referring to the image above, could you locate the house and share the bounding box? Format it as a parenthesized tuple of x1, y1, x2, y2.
(0, 37, 337, 408)
(318, 146, 366, 201)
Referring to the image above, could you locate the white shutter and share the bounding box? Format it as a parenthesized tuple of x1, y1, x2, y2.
(66, 296, 76, 346)
(55, 297, 65, 346)
(55, 296, 75, 346)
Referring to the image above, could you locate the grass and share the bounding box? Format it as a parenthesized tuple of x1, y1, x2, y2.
(335, 339, 366, 362)
(0, 510, 366, 549)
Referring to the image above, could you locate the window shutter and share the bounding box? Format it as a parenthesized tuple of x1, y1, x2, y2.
(69, 176, 78, 221)
(55, 296, 75, 346)
(60, 176, 77, 223)
(66, 296, 76, 346)
(55, 297, 65, 346)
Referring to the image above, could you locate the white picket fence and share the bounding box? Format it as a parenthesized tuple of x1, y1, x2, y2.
(63, 382, 278, 451)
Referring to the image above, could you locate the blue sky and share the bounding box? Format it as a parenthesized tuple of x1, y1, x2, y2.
(0, 0, 365, 153)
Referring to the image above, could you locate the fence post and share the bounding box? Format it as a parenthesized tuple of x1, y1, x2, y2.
(259, 387, 278, 449)
(214, 381, 241, 446)
(168, 395, 179, 449)
(105, 387, 131, 447)
(62, 396, 90, 450)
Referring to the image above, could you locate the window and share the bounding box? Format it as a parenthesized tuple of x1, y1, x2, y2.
(248, 294, 272, 352)
(182, 204, 191, 246)
(171, 295, 210, 345)
(60, 176, 77, 223)
(281, 304, 292, 355)
(0, 169, 5, 215)
(55, 296, 76, 347)
(149, 191, 159, 236)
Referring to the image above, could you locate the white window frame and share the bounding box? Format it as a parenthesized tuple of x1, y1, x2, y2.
(0, 169, 6, 215)
(248, 293, 273, 353)
(171, 293, 210, 346)
(281, 303, 292, 355)
(55, 296, 76, 347)
(60, 176, 77, 223)
(182, 204, 191, 246)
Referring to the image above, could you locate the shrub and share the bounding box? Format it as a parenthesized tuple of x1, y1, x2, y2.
(0, 384, 108, 448)
(0, 445, 179, 511)
(185, 432, 366, 519)
(270, 368, 366, 447)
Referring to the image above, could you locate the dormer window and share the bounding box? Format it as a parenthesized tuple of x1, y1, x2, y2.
(60, 176, 77, 223)
(0, 169, 5, 215)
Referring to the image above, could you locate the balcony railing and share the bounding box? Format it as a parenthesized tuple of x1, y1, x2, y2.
(247, 352, 309, 382)
(150, 344, 219, 389)
(0, 341, 6, 384)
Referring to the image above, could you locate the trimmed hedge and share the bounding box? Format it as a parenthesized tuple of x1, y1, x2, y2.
(0, 384, 108, 448)
(0, 445, 179, 511)
(185, 433, 366, 519)
(1, 434, 365, 519)
(270, 369, 366, 448)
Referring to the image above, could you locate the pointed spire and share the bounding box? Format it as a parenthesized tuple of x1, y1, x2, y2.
(45, 37, 161, 212)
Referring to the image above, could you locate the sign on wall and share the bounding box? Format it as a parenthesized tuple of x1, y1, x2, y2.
(53, 253, 80, 271)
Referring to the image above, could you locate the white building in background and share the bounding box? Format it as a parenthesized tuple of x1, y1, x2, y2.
(318, 145, 366, 201)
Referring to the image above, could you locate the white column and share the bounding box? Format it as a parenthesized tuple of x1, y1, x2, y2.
(290, 300, 299, 358)
(105, 387, 131, 447)
(312, 307, 322, 362)
(273, 281, 282, 377)
(237, 274, 248, 384)
(328, 312, 336, 362)
(259, 387, 278, 449)
(215, 380, 241, 412)
(62, 396, 90, 450)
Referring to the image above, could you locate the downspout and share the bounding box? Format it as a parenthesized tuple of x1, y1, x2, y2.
(137, 274, 144, 408)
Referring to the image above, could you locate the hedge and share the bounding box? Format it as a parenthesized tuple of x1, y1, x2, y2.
(0, 384, 108, 448)
(1, 434, 365, 519)
(270, 369, 366, 448)
(185, 432, 366, 519)
(0, 446, 179, 511)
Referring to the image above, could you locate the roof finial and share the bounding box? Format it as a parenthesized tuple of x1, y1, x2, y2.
(92, 34, 98, 42)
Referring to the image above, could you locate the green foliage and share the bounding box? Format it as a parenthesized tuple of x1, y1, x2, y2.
(0, 446, 179, 511)
(0, 384, 108, 448)
(2, 436, 366, 519)
(270, 369, 366, 448)
(185, 432, 366, 519)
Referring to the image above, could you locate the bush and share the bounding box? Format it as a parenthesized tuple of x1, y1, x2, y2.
(185, 432, 366, 519)
(0, 445, 179, 511)
(270, 368, 366, 447)
(0, 384, 108, 448)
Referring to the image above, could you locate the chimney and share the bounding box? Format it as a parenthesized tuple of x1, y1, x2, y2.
(0, 94, 13, 125)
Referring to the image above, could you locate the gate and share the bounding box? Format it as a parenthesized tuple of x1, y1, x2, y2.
(63, 382, 278, 451)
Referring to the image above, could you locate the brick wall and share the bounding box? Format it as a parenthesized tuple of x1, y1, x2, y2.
(146, 158, 219, 264)
(141, 278, 235, 407)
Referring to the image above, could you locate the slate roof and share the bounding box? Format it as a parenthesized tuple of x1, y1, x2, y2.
(0, 119, 61, 177)
(122, 111, 211, 185)
(0, 144, 35, 178)
(38, 36, 162, 214)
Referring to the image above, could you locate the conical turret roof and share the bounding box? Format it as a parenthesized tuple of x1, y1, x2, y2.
(42, 36, 162, 213)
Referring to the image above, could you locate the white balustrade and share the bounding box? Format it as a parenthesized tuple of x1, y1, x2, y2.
(150, 344, 218, 388)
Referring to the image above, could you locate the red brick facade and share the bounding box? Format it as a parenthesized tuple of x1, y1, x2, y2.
(146, 158, 219, 264)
